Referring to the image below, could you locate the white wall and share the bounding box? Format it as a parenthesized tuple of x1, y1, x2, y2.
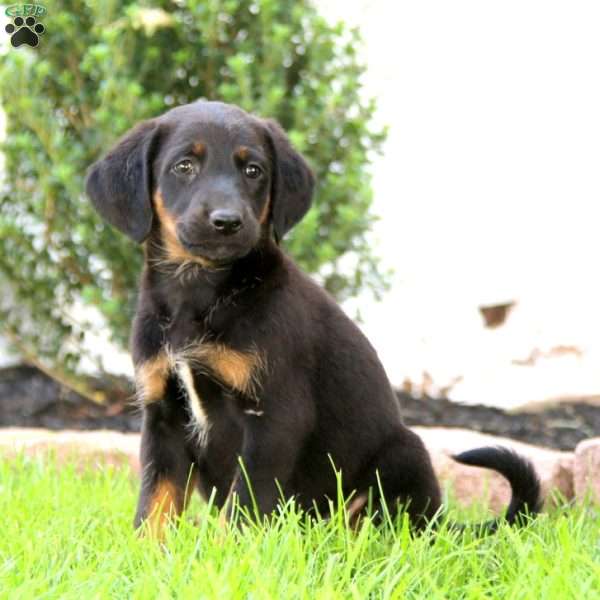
(319, 0, 600, 407)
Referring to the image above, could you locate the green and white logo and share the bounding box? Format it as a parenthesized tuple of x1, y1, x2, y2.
(5, 4, 47, 48)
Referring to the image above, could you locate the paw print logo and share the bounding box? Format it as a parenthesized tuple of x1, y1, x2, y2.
(5, 16, 45, 48)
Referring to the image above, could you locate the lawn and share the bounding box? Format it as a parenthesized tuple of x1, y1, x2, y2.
(1, 455, 599, 599)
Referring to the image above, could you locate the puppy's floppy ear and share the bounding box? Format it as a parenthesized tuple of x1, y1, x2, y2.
(85, 120, 161, 243)
(263, 119, 315, 242)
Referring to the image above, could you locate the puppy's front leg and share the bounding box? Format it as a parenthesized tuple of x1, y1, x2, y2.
(131, 313, 198, 538)
(134, 400, 195, 540)
(225, 415, 308, 521)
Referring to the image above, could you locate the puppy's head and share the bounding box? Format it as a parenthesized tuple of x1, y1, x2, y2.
(85, 101, 314, 267)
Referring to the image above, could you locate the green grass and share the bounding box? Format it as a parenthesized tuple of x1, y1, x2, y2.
(1, 455, 599, 600)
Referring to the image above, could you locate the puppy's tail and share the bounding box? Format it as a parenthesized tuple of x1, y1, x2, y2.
(450, 446, 542, 532)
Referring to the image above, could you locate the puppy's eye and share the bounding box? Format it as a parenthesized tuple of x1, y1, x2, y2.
(243, 164, 262, 179)
(172, 159, 195, 176)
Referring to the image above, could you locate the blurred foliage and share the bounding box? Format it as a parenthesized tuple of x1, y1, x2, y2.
(0, 0, 386, 384)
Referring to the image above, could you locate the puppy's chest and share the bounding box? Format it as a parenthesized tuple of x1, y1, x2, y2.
(183, 347, 265, 437)
(136, 336, 264, 445)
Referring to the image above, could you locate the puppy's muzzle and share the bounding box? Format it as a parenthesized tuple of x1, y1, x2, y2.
(209, 209, 243, 236)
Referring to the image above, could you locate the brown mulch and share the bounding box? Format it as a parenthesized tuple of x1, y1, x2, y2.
(1, 364, 599, 451)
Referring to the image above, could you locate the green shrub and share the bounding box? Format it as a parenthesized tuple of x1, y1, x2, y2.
(0, 0, 386, 389)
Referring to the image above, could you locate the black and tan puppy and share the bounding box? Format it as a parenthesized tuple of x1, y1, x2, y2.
(86, 100, 541, 538)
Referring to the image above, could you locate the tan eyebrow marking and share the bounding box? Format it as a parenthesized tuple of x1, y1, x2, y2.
(192, 142, 205, 156)
(236, 146, 249, 161)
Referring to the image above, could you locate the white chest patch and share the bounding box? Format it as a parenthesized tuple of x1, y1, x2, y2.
(176, 360, 211, 447)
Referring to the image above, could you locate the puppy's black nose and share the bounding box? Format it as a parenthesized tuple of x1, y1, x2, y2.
(209, 209, 243, 235)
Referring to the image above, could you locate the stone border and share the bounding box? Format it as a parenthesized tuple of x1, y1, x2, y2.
(0, 427, 598, 508)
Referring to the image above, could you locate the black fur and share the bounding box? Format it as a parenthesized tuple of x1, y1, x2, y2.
(86, 121, 160, 243)
(453, 446, 542, 525)
(263, 119, 314, 242)
(86, 100, 542, 533)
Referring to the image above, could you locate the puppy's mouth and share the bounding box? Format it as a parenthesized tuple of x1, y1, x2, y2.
(178, 235, 249, 265)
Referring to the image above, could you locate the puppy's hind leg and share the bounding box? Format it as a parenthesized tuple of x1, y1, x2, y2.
(356, 429, 442, 531)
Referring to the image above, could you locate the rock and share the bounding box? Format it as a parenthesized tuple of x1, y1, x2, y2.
(0, 426, 580, 511)
(573, 437, 600, 504)
(413, 427, 574, 511)
(0, 427, 140, 473)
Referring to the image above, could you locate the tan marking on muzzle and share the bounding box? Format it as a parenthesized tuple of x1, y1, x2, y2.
(153, 190, 215, 268)
(259, 194, 271, 225)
